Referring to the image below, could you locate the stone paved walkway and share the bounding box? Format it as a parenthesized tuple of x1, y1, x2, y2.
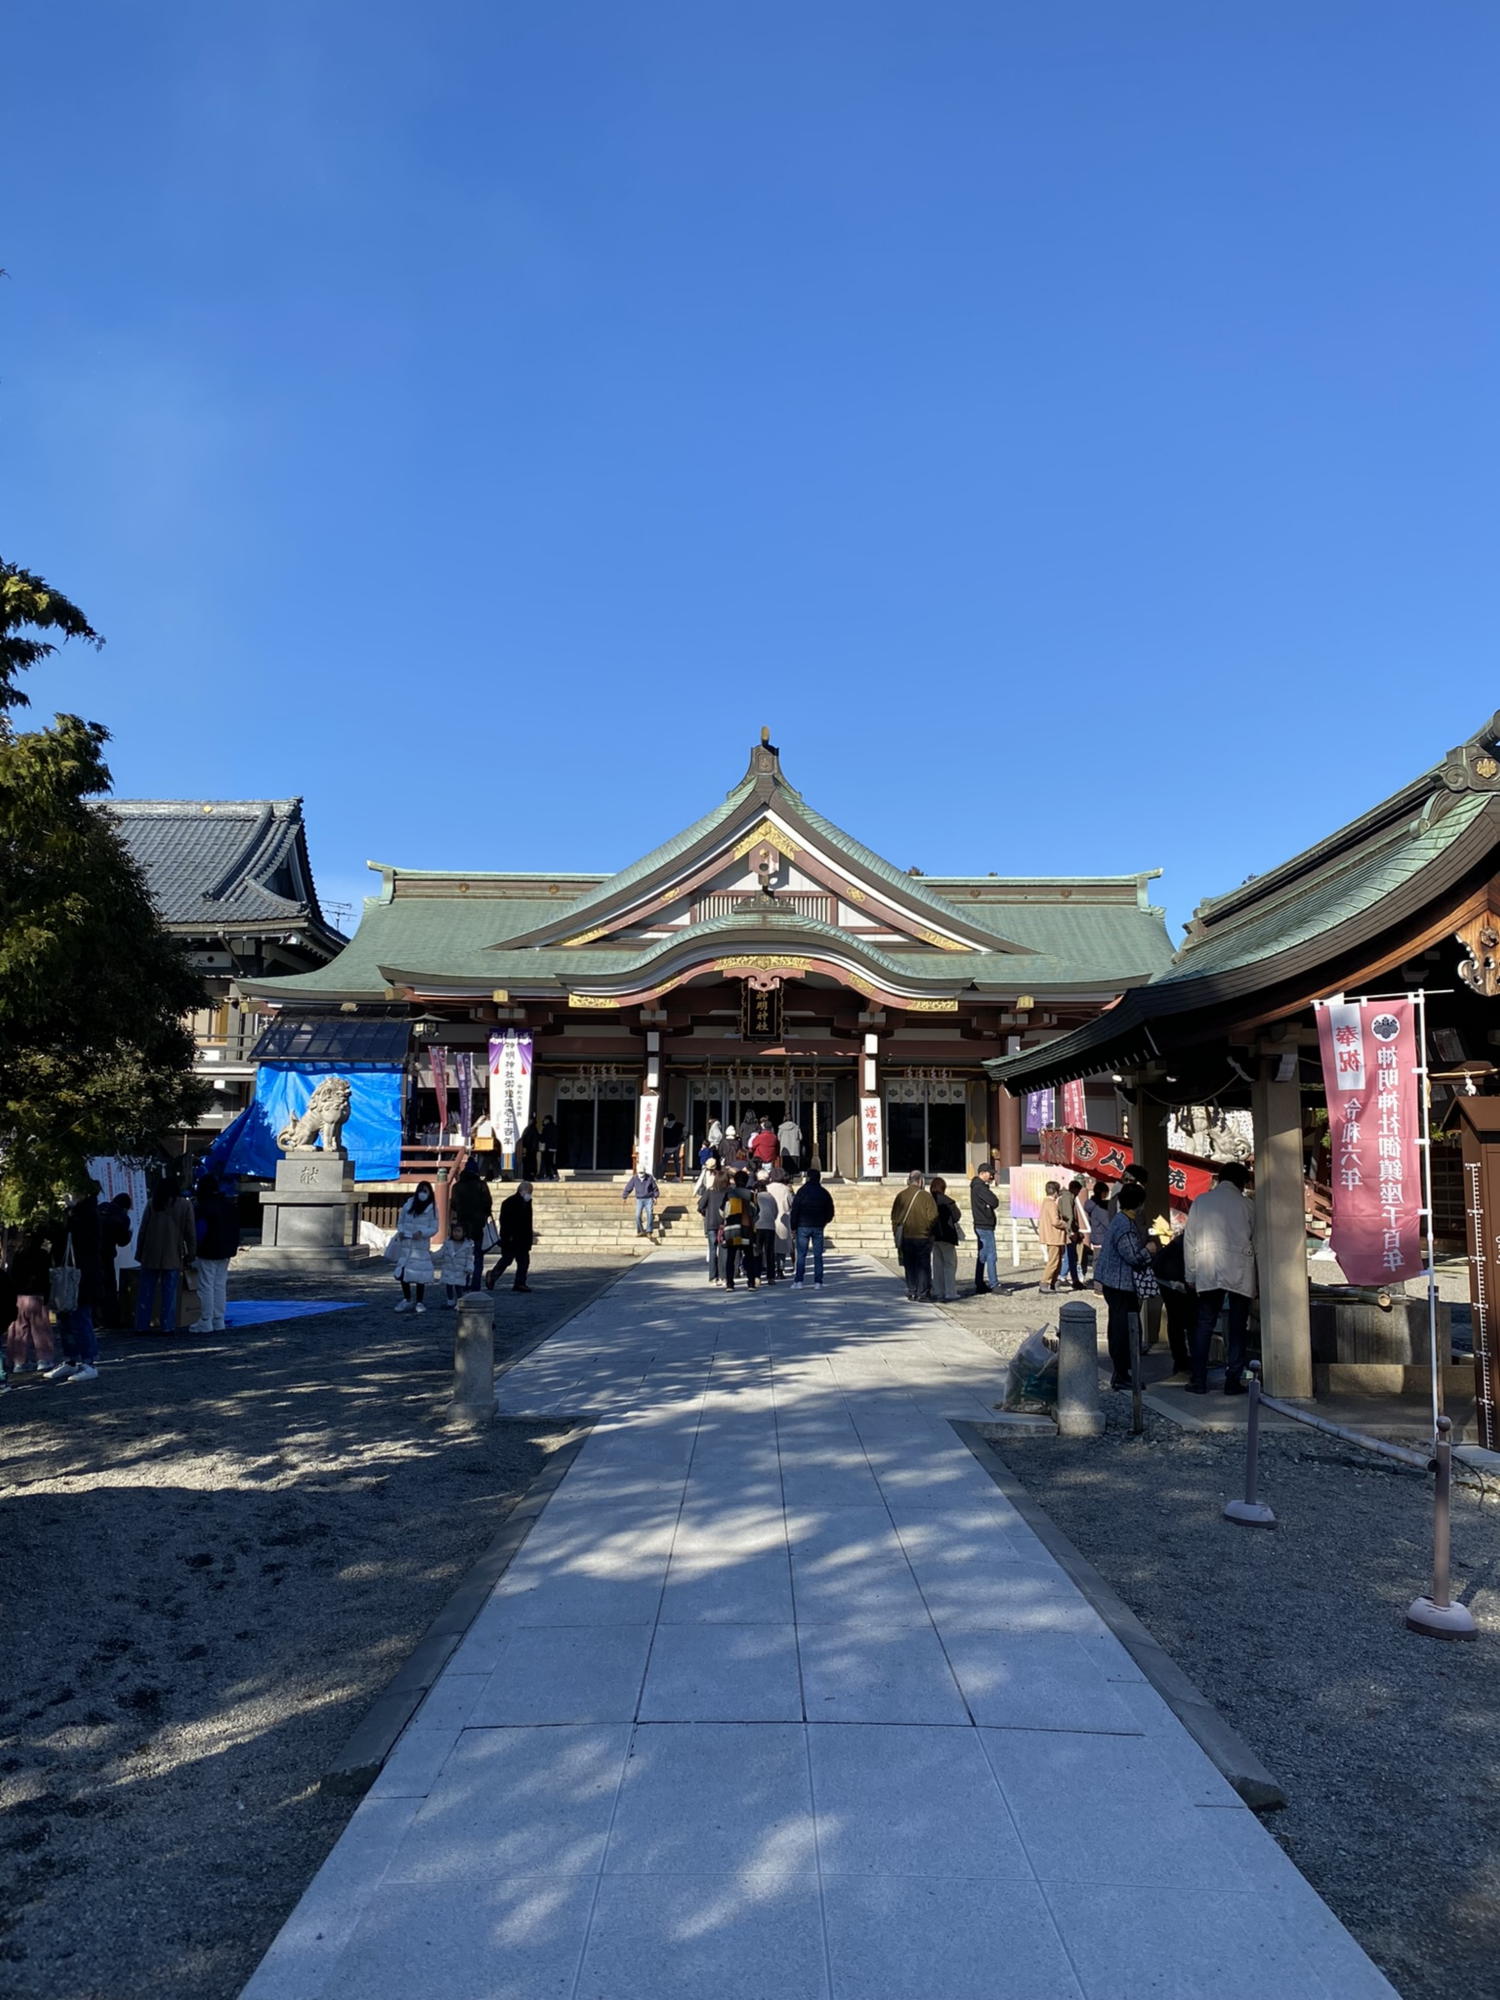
(241, 1247, 1395, 2000)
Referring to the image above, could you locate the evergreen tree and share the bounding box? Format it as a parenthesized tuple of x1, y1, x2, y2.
(0, 561, 206, 1218)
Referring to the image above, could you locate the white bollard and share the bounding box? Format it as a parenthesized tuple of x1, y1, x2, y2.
(1056, 1299, 1105, 1437)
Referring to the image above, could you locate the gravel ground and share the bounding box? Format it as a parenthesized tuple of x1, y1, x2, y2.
(0, 1254, 628, 2000)
(982, 1402, 1500, 2000)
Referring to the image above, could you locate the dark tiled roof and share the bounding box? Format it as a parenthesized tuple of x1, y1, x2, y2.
(102, 799, 334, 934)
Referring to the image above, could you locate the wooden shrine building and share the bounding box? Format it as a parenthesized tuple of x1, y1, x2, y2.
(236, 734, 1172, 1180)
(987, 711, 1500, 1419)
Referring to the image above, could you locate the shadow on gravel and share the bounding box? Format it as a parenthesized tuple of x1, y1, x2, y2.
(0, 1258, 626, 2000)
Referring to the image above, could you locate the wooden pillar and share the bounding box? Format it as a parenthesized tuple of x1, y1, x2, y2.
(996, 1035, 1023, 1168)
(1129, 1083, 1171, 1234)
(1130, 1081, 1170, 1347)
(1251, 1067, 1314, 1400)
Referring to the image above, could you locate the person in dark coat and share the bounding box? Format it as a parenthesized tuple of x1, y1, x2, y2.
(485, 1181, 536, 1292)
(56, 1182, 108, 1379)
(539, 1116, 560, 1180)
(451, 1158, 494, 1289)
(969, 1164, 1000, 1294)
(188, 1172, 241, 1333)
(659, 1113, 684, 1180)
(789, 1169, 836, 1287)
(518, 1118, 541, 1184)
(98, 1193, 133, 1328)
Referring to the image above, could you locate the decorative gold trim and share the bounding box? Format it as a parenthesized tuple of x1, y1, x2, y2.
(561, 925, 611, 947)
(1456, 909, 1500, 998)
(567, 993, 621, 1010)
(913, 926, 969, 953)
(732, 818, 799, 863)
(903, 997, 960, 1013)
(490, 988, 510, 1003)
(713, 955, 810, 974)
(847, 887, 867, 903)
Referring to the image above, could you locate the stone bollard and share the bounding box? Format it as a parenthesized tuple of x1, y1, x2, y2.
(448, 1290, 496, 1430)
(1056, 1298, 1105, 1437)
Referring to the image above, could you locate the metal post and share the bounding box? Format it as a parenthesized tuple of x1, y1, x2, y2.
(447, 1289, 496, 1429)
(1011, 1218, 1021, 1268)
(1056, 1299, 1105, 1437)
(1224, 1361, 1277, 1526)
(1128, 1305, 1144, 1437)
(1406, 1417, 1478, 1638)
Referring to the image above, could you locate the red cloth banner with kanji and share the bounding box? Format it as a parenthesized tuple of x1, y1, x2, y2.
(1061, 1080, 1087, 1129)
(1039, 1127, 1219, 1205)
(1314, 997, 1424, 1284)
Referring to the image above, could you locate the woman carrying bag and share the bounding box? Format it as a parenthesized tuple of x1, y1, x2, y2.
(391, 1182, 438, 1314)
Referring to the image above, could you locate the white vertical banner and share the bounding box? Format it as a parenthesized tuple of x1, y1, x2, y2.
(488, 1031, 534, 1158)
(859, 1095, 885, 1178)
(636, 1092, 660, 1171)
(88, 1155, 149, 1269)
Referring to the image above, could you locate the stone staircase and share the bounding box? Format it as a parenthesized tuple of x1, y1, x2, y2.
(527, 1176, 1021, 1261)
(530, 1179, 699, 1257)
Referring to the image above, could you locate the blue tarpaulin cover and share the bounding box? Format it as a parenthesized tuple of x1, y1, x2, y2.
(203, 1063, 403, 1182)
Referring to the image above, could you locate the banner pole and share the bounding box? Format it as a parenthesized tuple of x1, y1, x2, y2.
(1413, 988, 1442, 1442)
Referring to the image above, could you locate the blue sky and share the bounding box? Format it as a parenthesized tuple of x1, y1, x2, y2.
(6, 3, 1496, 937)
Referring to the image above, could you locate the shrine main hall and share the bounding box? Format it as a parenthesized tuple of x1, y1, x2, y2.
(239, 736, 1173, 1178)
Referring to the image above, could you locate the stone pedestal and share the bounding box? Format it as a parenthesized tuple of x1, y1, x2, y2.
(239, 1149, 371, 1274)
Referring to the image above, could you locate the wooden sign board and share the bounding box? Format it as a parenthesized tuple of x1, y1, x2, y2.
(1452, 1097, 1500, 1450)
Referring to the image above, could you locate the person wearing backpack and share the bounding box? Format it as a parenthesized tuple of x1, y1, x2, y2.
(721, 1172, 758, 1290)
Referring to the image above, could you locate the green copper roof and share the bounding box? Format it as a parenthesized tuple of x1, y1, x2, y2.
(1159, 790, 1490, 984)
(239, 740, 1175, 1005)
(985, 738, 1500, 1092)
(244, 874, 1173, 1002)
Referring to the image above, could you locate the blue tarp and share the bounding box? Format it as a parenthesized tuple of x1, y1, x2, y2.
(205, 1063, 403, 1182)
(224, 1300, 351, 1327)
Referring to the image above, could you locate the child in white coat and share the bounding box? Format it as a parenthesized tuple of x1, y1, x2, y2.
(439, 1223, 472, 1308)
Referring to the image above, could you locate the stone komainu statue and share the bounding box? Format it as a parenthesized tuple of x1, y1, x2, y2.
(277, 1076, 353, 1153)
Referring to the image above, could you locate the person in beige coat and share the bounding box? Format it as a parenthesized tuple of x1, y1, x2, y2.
(1038, 1182, 1070, 1291)
(1183, 1162, 1256, 1394)
(135, 1181, 197, 1332)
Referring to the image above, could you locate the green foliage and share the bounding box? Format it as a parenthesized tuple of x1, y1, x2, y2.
(1, 562, 101, 719)
(0, 568, 206, 1219)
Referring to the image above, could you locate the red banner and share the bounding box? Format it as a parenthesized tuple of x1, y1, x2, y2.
(1039, 1127, 1220, 1205)
(431, 1045, 450, 1136)
(1315, 997, 1424, 1284)
(1062, 1080, 1087, 1129)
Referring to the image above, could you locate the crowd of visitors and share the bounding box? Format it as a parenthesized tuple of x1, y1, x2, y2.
(371, 1116, 1260, 1399)
(2, 1166, 245, 1389)
(1075, 1160, 1257, 1395)
(691, 1133, 831, 1288)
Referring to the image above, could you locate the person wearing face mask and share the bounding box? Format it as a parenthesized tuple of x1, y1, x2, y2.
(484, 1179, 536, 1293)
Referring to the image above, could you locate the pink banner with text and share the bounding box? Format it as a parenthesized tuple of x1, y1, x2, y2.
(1315, 997, 1424, 1284)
